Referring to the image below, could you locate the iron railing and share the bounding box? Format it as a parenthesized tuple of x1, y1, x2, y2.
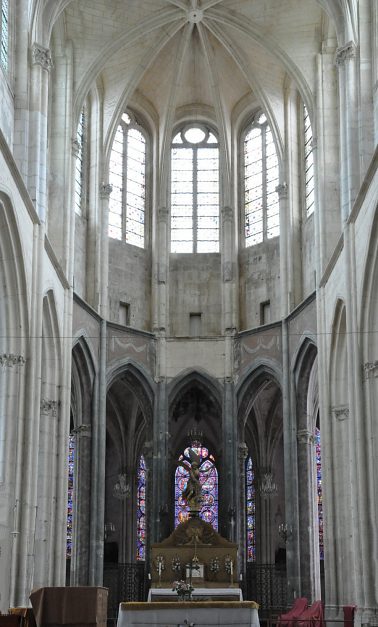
(245, 563, 287, 616)
(103, 562, 148, 619)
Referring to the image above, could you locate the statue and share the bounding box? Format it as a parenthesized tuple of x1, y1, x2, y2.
(177, 448, 202, 512)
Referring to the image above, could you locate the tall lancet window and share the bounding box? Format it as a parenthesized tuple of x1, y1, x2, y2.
(67, 433, 75, 559)
(175, 444, 218, 529)
(246, 456, 256, 561)
(109, 112, 146, 248)
(171, 125, 219, 253)
(1, 0, 9, 71)
(74, 108, 86, 215)
(304, 104, 315, 216)
(315, 426, 323, 559)
(136, 455, 146, 560)
(244, 113, 279, 246)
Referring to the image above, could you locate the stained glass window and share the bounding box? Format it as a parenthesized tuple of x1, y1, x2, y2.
(74, 108, 85, 215)
(315, 427, 323, 559)
(67, 434, 75, 559)
(174, 444, 218, 529)
(171, 126, 219, 253)
(1, 0, 9, 71)
(246, 456, 256, 561)
(304, 104, 315, 216)
(109, 112, 146, 248)
(136, 454, 146, 560)
(244, 112, 279, 246)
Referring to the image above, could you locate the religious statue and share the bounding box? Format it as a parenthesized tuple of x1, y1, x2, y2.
(177, 448, 202, 512)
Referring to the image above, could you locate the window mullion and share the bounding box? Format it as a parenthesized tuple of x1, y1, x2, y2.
(262, 125, 267, 241)
(193, 147, 198, 254)
(122, 125, 127, 241)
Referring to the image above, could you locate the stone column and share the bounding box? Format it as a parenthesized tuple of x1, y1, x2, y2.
(238, 443, 248, 577)
(29, 43, 53, 220)
(277, 183, 289, 317)
(70, 424, 92, 585)
(152, 379, 169, 543)
(296, 429, 320, 601)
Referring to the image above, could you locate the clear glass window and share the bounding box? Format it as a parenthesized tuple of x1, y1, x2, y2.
(109, 112, 146, 248)
(74, 108, 85, 215)
(304, 104, 315, 216)
(171, 125, 219, 253)
(1, 0, 9, 71)
(244, 113, 279, 246)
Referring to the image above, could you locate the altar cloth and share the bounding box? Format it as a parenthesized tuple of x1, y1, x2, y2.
(117, 600, 259, 627)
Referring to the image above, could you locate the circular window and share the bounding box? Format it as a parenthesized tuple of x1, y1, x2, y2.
(184, 126, 206, 144)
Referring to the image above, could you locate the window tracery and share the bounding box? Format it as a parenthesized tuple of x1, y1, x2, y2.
(304, 104, 315, 216)
(74, 108, 86, 215)
(243, 113, 279, 246)
(109, 112, 146, 248)
(174, 444, 218, 529)
(67, 434, 75, 559)
(171, 125, 219, 253)
(315, 427, 323, 559)
(0, 0, 8, 71)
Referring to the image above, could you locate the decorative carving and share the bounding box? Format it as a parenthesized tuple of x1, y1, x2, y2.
(0, 354, 26, 368)
(221, 206, 233, 223)
(40, 399, 60, 417)
(332, 405, 349, 421)
(113, 473, 130, 499)
(32, 43, 53, 70)
(297, 429, 315, 444)
(99, 183, 113, 199)
(363, 361, 378, 379)
(259, 471, 278, 498)
(238, 442, 248, 463)
(335, 41, 357, 66)
(223, 261, 233, 282)
(276, 182, 288, 198)
(71, 424, 91, 435)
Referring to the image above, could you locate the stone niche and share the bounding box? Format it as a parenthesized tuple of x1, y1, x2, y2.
(151, 517, 238, 589)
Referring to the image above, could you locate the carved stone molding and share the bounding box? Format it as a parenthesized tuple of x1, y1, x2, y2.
(335, 41, 357, 67)
(158, 206, 169, 222)
(100, 183, 113, 199)
(72, 138, 81, 157)
(40, 399, 60, 417)
(221, 206, 233, 223)
(332, 405, 349, 421)
(32, 43, 53, 71)
(363, 360, 378, 380)
(71, 424, 91, 436)
(297, 429, 315, 444)
(0, 354, 26, 368)
(276, 182, 288, 199)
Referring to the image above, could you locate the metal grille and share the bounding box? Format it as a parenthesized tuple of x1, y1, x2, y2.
(245, 563, 287, 615)
(104, 563, 147, 619)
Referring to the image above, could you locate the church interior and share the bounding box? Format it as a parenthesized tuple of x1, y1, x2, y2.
(0, 0, 377, 624)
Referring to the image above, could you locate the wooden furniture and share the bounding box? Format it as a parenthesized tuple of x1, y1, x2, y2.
(29, 587, 108, 627)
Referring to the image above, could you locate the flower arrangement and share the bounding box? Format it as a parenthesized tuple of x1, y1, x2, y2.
(172, 580, 194, 601)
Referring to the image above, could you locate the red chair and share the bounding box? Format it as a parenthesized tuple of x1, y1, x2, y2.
(296, 600, 324, 627)
(277, 598, 308, 627)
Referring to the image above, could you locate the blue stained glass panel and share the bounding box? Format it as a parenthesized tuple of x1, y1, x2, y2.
(246, 456, 256, 561)
(315, 427, 323, 559)
(137, 455, 146, 560)
(67, 434, 75, 559)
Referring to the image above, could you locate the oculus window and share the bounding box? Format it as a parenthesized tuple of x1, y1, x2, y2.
(244, 113, 279, 246)
(171, 125, 219, 253)
(109, 112, 146, 248)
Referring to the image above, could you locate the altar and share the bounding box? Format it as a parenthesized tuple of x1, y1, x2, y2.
(148, 587, 243, 601)
(117, 601, 260, 627)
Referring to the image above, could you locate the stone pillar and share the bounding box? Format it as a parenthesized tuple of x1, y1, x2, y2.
(221, 379, 236, 541)
(335, 41, 360, 219)
(70, 424, 92, 585)
(238, 443, 248, 577)
(152, 379, 169, 543)
(29, 43, 53, 220)
(277, 183, 289, 317)
(296, 429, 320, 601)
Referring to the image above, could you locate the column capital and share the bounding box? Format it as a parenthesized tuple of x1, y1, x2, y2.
(331, 404, 349, 421)
(99, 183, 113, 199)
(31, 43, 53, 71)
(297, 429, 315, 444)
(362, 360, 378, 380)
(335, 41, 357, 67)
(0, 353, 26, 367)
(276, 182, 288, 199)
(71, 424, 92, 436)
(40, 398, 60, 417)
